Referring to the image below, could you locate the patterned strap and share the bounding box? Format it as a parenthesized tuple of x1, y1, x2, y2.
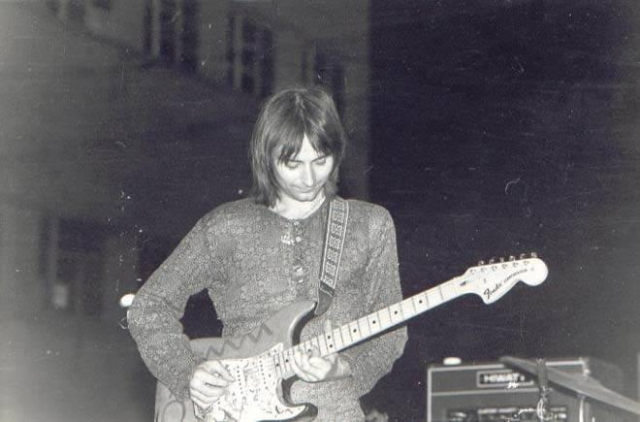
(315, 198, 349, 316)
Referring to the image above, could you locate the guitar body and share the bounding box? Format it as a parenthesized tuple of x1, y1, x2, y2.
(155, 300, 318, 422)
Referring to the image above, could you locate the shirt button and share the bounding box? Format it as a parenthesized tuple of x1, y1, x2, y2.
(295, 236, 302, 243)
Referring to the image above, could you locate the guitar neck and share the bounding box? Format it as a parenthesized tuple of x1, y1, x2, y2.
(276, 276, 463, 379)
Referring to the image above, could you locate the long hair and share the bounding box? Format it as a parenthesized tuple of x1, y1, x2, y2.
(250, 87, 347, 207)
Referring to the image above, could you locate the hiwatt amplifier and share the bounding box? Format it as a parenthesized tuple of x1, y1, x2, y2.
(426, 357, 629, 422)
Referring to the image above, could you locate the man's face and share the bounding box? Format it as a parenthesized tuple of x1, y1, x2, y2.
(273, 135, 335, 204)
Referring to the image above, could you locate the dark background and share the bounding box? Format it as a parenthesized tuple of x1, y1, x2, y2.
(365, 0, 640, 419)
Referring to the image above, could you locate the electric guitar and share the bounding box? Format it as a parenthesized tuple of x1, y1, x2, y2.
(155, 254, 548, 422)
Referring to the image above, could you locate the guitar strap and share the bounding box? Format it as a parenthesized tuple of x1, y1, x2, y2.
(315, 197, 349, 316)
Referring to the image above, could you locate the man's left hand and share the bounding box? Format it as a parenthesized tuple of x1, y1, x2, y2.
(290, 320, 352, 382)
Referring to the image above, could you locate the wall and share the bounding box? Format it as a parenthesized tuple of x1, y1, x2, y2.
(85, 0, 147, 51)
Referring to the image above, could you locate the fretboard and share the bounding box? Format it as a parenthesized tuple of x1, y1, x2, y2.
(273, 276, 463, 379)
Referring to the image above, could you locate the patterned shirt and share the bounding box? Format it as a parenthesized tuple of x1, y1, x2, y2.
(128, 197, 408, 420)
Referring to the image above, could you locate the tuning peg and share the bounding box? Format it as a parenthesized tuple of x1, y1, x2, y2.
(509, 255, 516, 261)
(488, 258, 495, 264)
(499, 257, 505, 263)
(519, 253, 527, 259)
(531, 252, 538, 258)
(478, 260, 485, 266)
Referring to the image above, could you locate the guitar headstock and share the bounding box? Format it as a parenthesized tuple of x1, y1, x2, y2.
(457, 253, 548, 304)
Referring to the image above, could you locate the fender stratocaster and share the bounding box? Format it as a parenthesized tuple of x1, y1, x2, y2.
(155, 255, 548, 422)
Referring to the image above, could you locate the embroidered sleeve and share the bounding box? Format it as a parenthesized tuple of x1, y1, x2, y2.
(341, 208, 408, 397)
(127, 218, 220, 400)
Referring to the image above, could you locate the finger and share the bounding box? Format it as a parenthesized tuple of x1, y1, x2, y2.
(290, 353, 307, 380)
(324, 353, 338, 366)
(191, 383, 226, 400)
(205, 361, 235, 382)
(291, 351, 318, 382)
(195, 371, 232, 388)
(191, 397, 207, 410)
(190, 389, 217, 409)
(194, 362, 235, 387)
(298, 347, 331, 377)
(307, 345, 320, 358)
(190, 389, 215, 405)
(291, 351, 309, 378)
(299, 350, 322, 375)
(307, 356, 333, 375)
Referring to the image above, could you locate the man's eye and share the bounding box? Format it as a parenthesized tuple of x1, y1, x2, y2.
(315, 158, 327, 165)
(285, 162, 299, 169)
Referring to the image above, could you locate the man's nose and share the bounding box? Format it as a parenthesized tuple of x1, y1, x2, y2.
(301, 166, 316, 186)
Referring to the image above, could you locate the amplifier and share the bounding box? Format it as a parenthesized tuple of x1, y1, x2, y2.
(426, 357, 628, 422)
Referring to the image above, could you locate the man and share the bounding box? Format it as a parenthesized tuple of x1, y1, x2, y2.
(128, 87, 407, 420)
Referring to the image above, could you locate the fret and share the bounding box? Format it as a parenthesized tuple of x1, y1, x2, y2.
(426, 288, 443, 307)
(423, 291, 431, 309)
(291, 342, 302, 355)
(348, 321, 362, 343)
(311, 336, 321, 352)
(302, 340, 313, 353)
(400, 299, 415, 319)
(389, 303, 403, 324)
(440, 281, 457, 301)
(284, 349, 293, 372)
(273, 355, 283, 377)
(275, 353, 285, 374)
(277, 352, 285, 375)
(324, 330, 336, 354)
(367, 312, 383, 334)
(412, 293, 429, 314)
(332, 327, 344, 351)
(357, 317, 371, 338)
(378, 306, 392, 330)
(340, 324, 353, 348)
(317, 333, 329, 356)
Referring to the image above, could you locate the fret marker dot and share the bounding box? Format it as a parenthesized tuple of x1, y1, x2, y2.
(353, 329, 357, 333)
(373, 320, 377, 324)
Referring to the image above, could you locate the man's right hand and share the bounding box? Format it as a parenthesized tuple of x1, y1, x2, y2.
(189, 360, 235, 410)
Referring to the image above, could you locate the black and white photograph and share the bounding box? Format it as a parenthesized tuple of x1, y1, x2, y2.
(1, 0, 639, 421)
